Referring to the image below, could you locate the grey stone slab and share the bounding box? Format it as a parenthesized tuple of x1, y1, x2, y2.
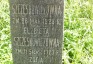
(9, 0, 64, 64)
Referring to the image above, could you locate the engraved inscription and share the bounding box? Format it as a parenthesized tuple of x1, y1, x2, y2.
(10, 0, 63, 64)
(14, 37, 60, 47)
(12, 4, 63, 16)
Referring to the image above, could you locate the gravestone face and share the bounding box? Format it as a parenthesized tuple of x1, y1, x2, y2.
(9, 0, 64, 64)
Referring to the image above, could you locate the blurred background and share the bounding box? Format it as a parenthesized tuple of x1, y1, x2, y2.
(0, 0, 93, 64)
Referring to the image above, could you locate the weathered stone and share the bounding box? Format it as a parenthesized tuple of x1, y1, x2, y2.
(9, 0, 64, 64)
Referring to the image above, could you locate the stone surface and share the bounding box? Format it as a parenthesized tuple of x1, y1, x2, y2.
(9, 0, 64, 64)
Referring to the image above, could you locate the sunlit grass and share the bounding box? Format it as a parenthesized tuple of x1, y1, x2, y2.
(0, 0, 12, 64)
(63, 0, 93, 64)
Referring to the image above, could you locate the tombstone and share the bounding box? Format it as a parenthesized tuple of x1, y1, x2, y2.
(9, 0, 64, 64)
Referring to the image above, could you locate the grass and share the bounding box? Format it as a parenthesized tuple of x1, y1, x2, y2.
(63, 0, 93, 64)
(0, 0, 12, 64)
(0, 0, 93, 64)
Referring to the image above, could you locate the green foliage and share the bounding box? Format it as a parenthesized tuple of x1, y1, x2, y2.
(0, 0, 93, 64)
(0, 0, 13, 64)
(63, 0, 93, 64)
